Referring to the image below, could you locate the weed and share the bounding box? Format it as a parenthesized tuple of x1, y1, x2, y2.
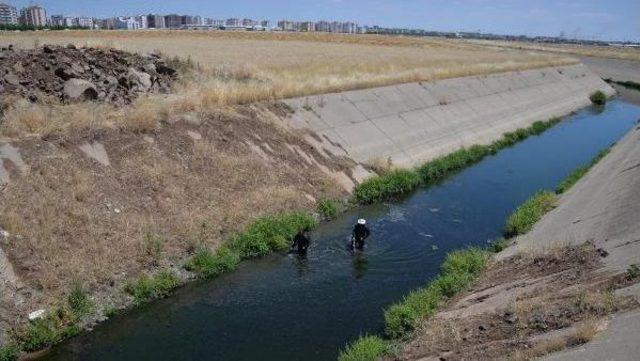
(143, 232, 165, 261)
(504, 191, 557, 237)
(338, 335, 388, 361)
(67, 282, 92, 318)
(627, 264, 640, 280)
(589, 90, 607, 105)
(316, 199, 339, 220)
(353, 169, 421, 204)
(19, 313, 79, 352)
(230, 211, 317, 259)
(489, 238, 509, 253)
(184, 246, 241, 278)
(125, 269, 179, 304)
(0, 345, 18, 361)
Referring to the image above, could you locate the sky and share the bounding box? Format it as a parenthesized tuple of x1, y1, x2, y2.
(8, 0, 640, 42)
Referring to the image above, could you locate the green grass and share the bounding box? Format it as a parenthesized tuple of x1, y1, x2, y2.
(338, 335, 389, 361)
(488, 238, 510, 253)
(19, 310, 81, 352)
(230, 211, 317, 259)
(627, 264, 640, 280)
(384, 248, 489, 339)
(317, 198, 339, 220)
(556, 148, 610, 194)
(185, 246, 241, 278)
(353, 117, 563, 205)
(185, 211, 317, 279)
(67, 282, 92, 318)
(589, 90, 607, 105)
(125, 270, 180, 305)
(0, 345, 18, 361)
(504, 191, 557, 238)
(353, 169, 421, 204)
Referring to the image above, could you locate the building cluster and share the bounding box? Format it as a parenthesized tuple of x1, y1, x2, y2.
(0, 3, 361, 33)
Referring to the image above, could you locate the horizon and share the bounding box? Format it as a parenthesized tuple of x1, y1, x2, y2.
(3, 0, 640, 42)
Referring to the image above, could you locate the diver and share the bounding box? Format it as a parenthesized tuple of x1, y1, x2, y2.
(290, 228, 311, 255)
(351, 219, 370, 251)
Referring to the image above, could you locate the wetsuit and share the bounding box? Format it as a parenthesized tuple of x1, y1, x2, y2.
(352, 224, 370, 250)
(290, 231, 311, 254)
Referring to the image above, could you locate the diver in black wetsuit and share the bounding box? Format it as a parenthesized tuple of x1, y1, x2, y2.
(290, 229, 311, 255)
(352, 219, 370, 250)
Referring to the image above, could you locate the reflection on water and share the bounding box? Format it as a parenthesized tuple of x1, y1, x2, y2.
(41, 101, 640, 361)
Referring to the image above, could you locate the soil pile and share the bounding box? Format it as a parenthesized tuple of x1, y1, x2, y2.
(0, 44, 177, 105)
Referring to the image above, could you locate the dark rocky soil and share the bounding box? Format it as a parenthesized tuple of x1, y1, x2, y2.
(0, 44, 177, 106)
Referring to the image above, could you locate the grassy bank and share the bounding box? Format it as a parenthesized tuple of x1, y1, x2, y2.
(1, 211, 316, 360)
(185, 211, 316, 279)
(339, 144, 614, 361)
(354, 118, 561, 204)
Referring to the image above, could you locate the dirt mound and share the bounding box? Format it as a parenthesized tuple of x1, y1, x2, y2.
(0, 44, 177, 106)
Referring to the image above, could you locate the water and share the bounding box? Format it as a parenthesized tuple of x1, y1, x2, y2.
(42, 101, 640, 361)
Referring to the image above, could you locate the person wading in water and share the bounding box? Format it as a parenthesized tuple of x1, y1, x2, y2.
(351, 219, 370, 251)
(290, 228, 311, 255)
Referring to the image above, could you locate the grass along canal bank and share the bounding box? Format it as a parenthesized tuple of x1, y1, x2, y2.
(338, 140, 618, 360)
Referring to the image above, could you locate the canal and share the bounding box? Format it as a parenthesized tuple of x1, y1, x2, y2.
(42, 100, 640, 361)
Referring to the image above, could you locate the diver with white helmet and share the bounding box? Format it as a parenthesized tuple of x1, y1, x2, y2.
(351, 218, 370, 250)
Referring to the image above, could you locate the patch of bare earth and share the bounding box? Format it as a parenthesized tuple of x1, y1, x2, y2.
(389, 243, 640, 361)
(0, 101, 354, 336)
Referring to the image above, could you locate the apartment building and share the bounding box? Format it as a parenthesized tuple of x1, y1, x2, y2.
(147, 14, 165, 29)
(20, 5, 47, 26)
(0, 2, 18, 25)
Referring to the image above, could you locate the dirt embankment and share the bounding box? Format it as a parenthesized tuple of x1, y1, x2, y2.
(0, 44, 176, 106)
(393, 125, 640, 360)
(0, 74, 358, 345)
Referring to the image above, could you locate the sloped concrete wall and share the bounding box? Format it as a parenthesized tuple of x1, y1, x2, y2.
(283, 64, 615, 168)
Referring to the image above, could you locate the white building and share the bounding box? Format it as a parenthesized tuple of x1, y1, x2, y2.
(115, 16, 140, 30)
(0, 2, 18, 25)
(77, 17, 93, 28)
(135, 15, 147, 29)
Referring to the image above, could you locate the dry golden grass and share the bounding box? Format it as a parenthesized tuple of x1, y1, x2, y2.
(0, 31, 576, 130)
(0, 104, 349, 312)
(467, 39, 640, 62)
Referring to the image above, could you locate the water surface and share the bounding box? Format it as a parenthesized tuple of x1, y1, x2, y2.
(43, 100, 640, 361)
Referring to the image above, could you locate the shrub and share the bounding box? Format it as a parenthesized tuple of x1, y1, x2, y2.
(627, 264, 640, 280)
(230, 211, 317, 258)
(589, 90, 607, 105)
(317, 199, 339, 220)
(505, 191, 557, 237)
(0, 345, 19, 361)
(338, 335, 388, 361)
(185, 246, 241, 278)
(126, 269, 179, 304)
(488, 238, 509, 253)
(67, 282, 92, 318)
(353, 169, 421, 204)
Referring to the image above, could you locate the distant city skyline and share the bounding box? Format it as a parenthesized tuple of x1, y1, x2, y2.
(3, 0, 639, 42)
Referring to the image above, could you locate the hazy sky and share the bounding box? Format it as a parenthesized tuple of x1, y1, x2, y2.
(9, 0, 640, 41)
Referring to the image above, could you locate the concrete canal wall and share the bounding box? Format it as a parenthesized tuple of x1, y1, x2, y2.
(283, 64, 615, 168)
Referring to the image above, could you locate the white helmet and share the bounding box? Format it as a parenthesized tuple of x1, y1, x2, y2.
(357, 219, 366, 225)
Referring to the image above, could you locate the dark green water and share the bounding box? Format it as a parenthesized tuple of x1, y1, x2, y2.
(42, 101, 640, 361)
